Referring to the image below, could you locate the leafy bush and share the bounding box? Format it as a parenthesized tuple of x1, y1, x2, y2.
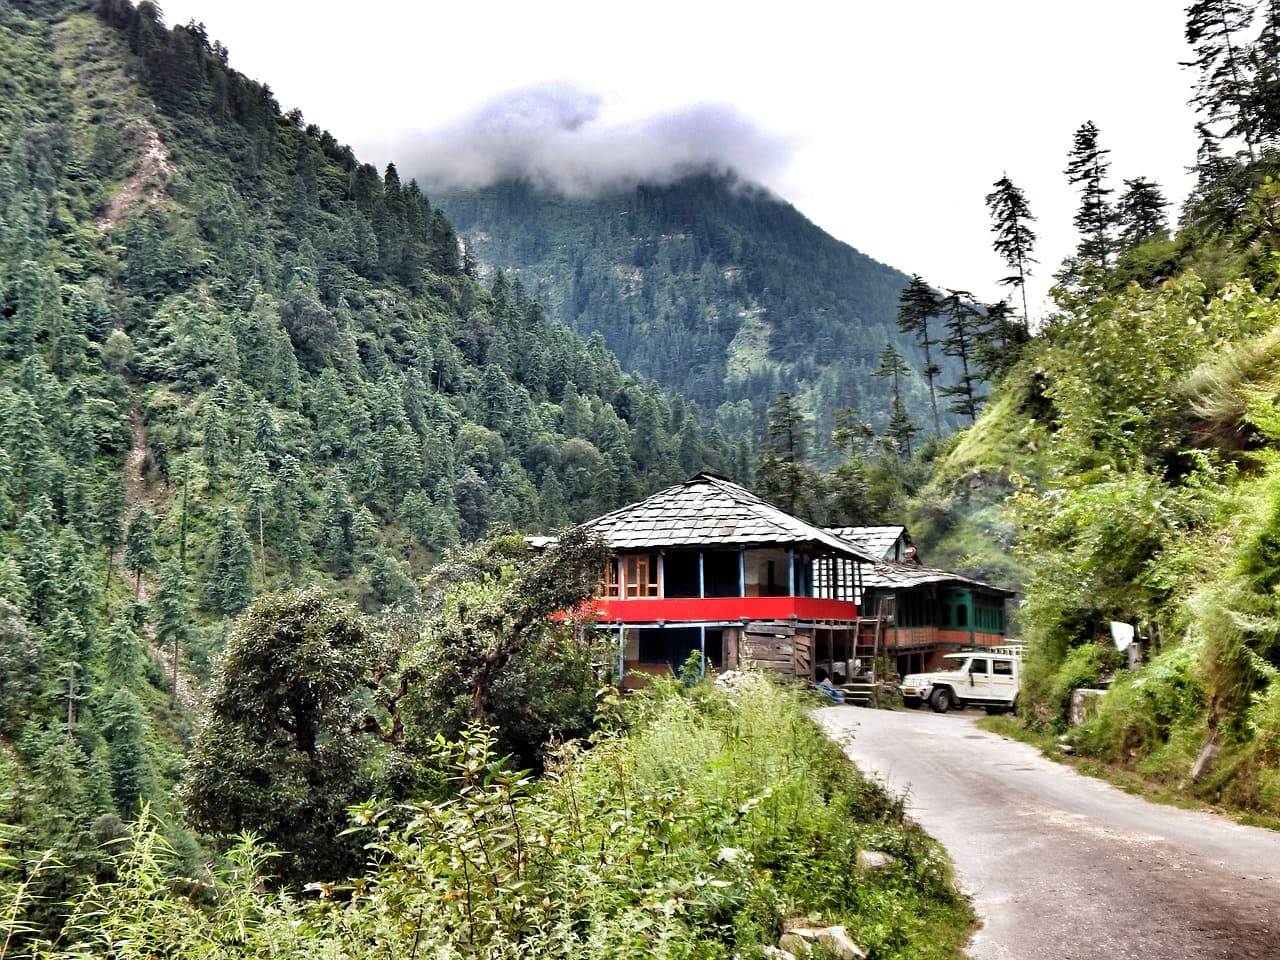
(1071, 642, 1207, 769)
(10, 674, 972, 960)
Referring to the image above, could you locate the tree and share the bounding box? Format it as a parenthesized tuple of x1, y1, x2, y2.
(895, 275, 943, 437)
(755, 391, 815, 517)
(102, 688, 153, 812)
(1185, 0, 1257, 158)
(985, 174, 1037, 327)
(207, 508, 253, 615)
(181, 589, 380, 883)
(0, 599, 42, 735)
(123, 507, 156, 600)
(403, 528, 610, 769)
(1065, 121, 1115, 273)
(1116, 176, 1170, 250)
(872, 344, 920, 458)
(1249, 0, 1280, 145)
(973, 300, 1030, 383)
(152, 561, 189, 703)
(96, 474, 128, 588)
(938, 290, 987, 425)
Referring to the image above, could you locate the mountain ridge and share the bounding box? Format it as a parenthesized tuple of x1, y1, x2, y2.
(433, 171, 954, 448)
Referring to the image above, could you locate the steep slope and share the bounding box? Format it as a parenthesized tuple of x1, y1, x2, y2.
(435, 174, 954, 446)
(0, 0, 728, 911)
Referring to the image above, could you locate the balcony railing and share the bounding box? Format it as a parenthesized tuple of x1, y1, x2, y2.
(590, 595, 860, 624)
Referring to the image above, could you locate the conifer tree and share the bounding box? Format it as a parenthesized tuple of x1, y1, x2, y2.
(756, 391, 815, 517)
(1065, 121, 1116, 273)
(871, 344, 919, 457)
(102, 687, 152, 812)
(985, 174, 1037, 327)
(152, 561, 189, 702)
(938, 291, 987, 425)
(1185, 0, 1256, 158)
(207, 508, 253, 615)
(124, 507, 156, 600)
(1250, 0, 1280, 145)
(895, 275, 943, 437)
(974, 300, 1030, 383)
(1116, 176, 1170, 249)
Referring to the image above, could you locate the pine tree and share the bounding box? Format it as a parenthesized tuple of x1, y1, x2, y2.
(152, 561, 189, 703)
(938, 291, 987, 425)
(755, 391, 815, 517)
(973, 300, 1030, 384)
(871, 344, 919, 457)
(123, 507, 156, 600)
(1185, 0, 1257, 158)
(1065, 121, 1115, 273)
(985, 174, 1037, 327)
(1250, 0, 1280, 145)
(895, 275, 943, 437)
(1116, 177, 1170, 249)
(207, 508, 253, 615)
(102, 688, 152, 812)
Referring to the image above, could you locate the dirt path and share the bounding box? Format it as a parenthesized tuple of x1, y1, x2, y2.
(816, 707, 1280, 960)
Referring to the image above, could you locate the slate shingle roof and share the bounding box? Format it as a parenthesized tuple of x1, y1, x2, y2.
(583, 473, 879, 561)
(826, 525, 909, 561)
(861, 560, 1016, 597)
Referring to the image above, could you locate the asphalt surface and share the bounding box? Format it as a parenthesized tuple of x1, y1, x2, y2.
(815, 705, 1280, 960)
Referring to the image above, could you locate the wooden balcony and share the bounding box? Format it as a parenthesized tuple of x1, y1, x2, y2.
(589, 595, 860, 625)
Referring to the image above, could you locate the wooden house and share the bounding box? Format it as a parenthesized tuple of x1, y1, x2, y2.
(829, 526, 1015, 678)
(580, 473, 880, 686)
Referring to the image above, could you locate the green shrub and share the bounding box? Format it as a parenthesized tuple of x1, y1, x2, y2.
(9, 673, 973, 960)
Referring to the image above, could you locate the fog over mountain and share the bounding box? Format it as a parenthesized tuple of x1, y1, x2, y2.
(396, 83, 795, 197)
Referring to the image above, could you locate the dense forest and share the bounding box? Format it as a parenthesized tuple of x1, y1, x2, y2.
(0, 0, 728, 928)
(435, 175, 962, 449)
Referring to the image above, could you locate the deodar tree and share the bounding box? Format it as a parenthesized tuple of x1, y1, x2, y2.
(1065, 120, 1115, 275)
(985, 174, 1037, 327)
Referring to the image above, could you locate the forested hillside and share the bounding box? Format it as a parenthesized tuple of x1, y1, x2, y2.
(896, 0, 1280, 815)
(435, 175, 954, 447)
(0, 0, 746, 918)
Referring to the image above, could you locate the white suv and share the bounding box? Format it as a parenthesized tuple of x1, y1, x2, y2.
(900, 647, 1022, 714)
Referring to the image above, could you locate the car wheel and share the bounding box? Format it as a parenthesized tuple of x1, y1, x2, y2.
(930, 687, 952, 713)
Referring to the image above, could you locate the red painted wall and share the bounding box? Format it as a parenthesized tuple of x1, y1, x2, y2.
(590, 595, 859, 624)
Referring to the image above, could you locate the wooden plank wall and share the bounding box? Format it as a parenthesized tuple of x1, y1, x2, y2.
(743, 623, 813, 678)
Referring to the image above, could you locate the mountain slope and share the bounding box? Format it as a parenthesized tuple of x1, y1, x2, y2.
(0, 0, 729, 913)
(435, 174, 953, 446)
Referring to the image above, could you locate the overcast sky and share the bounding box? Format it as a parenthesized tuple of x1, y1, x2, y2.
(159, 0, 1199, 321)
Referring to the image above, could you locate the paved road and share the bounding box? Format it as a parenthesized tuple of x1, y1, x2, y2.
(815, 706, 1280, 960)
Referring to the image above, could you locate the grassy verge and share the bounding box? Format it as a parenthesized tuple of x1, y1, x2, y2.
(975, 714, 1280, 830)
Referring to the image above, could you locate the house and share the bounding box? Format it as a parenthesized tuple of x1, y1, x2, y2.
(857, 560, 1015, 677)
(580, 472, 879, 686)
(826, 525, 917, 564)
(827, 524, 1014, 677)
(572, 473, 1015, 686)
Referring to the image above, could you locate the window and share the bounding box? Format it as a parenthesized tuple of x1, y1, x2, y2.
(597, 559, 620, 598)
(992, 659, 1013, 676)
(624, 554, 659, 598)
(664, 551, 700, 598)
(956, 604, 968, 627)
(969, 658, 989, 674)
